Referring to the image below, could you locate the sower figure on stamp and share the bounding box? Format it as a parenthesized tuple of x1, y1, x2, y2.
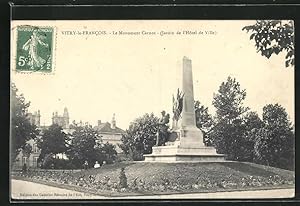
(22, 29, 49, 69)
(156, 111, 170, 146)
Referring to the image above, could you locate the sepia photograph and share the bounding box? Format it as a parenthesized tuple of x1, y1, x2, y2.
(10, 20, 295, 200)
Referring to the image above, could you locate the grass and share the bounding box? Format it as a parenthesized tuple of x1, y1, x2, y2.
(71, 161, 294, 184)
(13, 161, 295, 197)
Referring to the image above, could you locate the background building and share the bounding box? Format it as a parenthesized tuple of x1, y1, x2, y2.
(14, 110, 125, 169)
(93, 114, 125, 153)
(52, 107, 69, 129)
(14, 108, 71, 169)
(14, 139, 40, 169)
(27, 110, 40, 127)
(14, 110, 42, 169)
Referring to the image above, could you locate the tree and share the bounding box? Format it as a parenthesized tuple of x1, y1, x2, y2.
(38, 124, 68, 162)
(241, 111, 264, 162)
(244, 111, 264, 132)
(66, 124, 102, 168)
(120, 113, 170, 161)
(194, 100, 214, 146)
(66, 124, 117, 168)
(243, 20, 294, 67)
(211, 76, 249, 160)
(254, 104, 294, 170)
(101, 142, 118, 164)
(21, 143, 33, 159)
(11, 83, 38, 162)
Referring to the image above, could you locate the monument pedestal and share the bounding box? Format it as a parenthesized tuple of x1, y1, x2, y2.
(144, 141, 226, 162)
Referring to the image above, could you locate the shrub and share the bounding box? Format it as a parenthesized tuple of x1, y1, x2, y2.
(40, 154, 76, 169)
(40, 153, 55, 169)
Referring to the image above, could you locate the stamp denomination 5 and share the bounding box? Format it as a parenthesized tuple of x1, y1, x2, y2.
(15, 25, 55, 73)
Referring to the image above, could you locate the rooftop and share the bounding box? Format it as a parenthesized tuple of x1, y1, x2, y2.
(93, 122, 125, 134)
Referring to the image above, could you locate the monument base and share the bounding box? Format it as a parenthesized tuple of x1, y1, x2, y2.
(144, 143, 226, 162)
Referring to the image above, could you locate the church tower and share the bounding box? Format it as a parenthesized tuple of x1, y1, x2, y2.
(111, 113, 116, 129)
(63, 107, 69, 128)
(36, 110, 41, 127)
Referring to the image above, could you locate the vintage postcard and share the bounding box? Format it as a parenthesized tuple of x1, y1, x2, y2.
(10, 20, 295, 200)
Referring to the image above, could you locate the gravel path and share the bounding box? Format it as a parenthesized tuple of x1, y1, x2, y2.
(11, 179, 294, 200)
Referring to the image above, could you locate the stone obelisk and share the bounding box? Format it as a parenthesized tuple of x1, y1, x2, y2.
(181, 56, 197, 127)
(144, 56, 225, 162)
(179, 56, 205, 147)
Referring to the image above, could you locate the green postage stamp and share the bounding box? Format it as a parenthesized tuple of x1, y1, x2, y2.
(15, 25, 55, 73)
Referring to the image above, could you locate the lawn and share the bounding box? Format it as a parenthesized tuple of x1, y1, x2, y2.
(12, 161, 295, 196)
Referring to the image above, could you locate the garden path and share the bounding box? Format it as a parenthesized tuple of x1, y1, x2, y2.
(11, 179, 294, 200)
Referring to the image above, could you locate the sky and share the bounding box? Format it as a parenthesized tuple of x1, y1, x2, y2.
(11, 20, 294, 130)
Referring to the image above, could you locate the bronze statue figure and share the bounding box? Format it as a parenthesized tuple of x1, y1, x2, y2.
(155, 111, 170, 146)
(172, 88, 184, 123)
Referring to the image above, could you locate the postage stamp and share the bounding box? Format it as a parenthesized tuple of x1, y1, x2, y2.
(15, 25, 54, 73)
